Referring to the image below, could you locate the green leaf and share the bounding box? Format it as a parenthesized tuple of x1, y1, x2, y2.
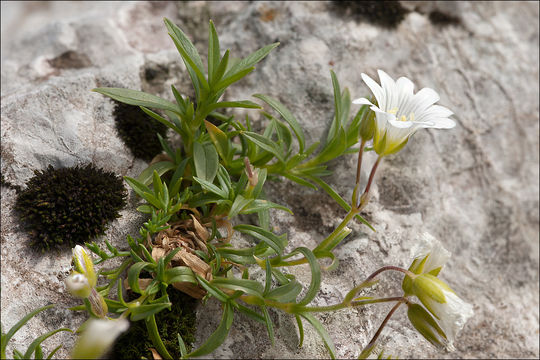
(281, 173, 317, 190)
(252, 168, 267, 198)
(260, 305, 275, 345)
(214, 67, 255, 94)
(140, 106, 184, 136)
(235, 304, 265, 323)
(207, 100, 261, 113)
(193, 142, 219, 183)
(23, 328, 72, 359)
(193, 176, 228, 199)
(125, 176, 152, 201)
(208, 20, 220, 85)
(224, 42, 279, 78)
(196, 275, 229, 303)
(234, 224, 284, 255)
(177, 333, 188, 358)
(327, 70, 342, 143)
(295, 315, 304, 347)
(164, 18, 209, 95)
(229, 195, 254, 218)
(240, 199, 292, 215)
(130, 302, 172, 321)
(171, 85, 187, 113)
(300, 313, 336, 359)
(128, 262, 155, 294)
(266, 279, 303, 303)
(92, 88, 180, 114)
(289, 247, 320, 306)
(242, 131, 285, 163)
(254, 94, 305, 153)
(152, 170, 164, 197)
(46, 345, 63, 360)
(212, 49, 230, 87)
(205, 121, 231, 164)
(186, 302, 234, 358)
(136, 161, 176, 187)
(164, 266, 198, 285)
(211, 277, 264, 298)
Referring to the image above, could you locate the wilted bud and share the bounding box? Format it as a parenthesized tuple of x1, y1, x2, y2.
(407, 303, 447, 349)
(409, 273, 474, 351)
(244, 157, 258, 188)
(359, 108, 376, 142)
(66, 272, 92, 298)
(71, 318, 129, 359)
(72, 245, 97, 288)
(88, 288, 108, 318)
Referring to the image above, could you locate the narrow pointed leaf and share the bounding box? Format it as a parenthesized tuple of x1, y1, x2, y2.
(93, 88, 180, 114)
(254, 94, 305, 152)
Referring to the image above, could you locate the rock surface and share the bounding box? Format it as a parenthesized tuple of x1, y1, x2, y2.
(1, 1, 538, 359)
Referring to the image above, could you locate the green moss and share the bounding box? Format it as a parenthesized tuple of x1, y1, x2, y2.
(113, 101, 168, 161)
(330, 1, 409, 29)
(15, 164, 126, 250)
(111, 287, 197, 359)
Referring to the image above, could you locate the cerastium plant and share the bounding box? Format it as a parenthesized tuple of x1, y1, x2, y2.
(59, 18, 473, 359)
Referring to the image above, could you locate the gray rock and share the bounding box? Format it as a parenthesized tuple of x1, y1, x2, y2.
(1, 1, 538, 359)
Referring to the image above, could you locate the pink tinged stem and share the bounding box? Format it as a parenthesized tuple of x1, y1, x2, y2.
(358, 156, 382, 209)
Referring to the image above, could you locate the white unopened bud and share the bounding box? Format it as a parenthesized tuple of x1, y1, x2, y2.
(72, 245, 97, 287)
(65, 272, 92, 299)
(71, 318, 129, 359)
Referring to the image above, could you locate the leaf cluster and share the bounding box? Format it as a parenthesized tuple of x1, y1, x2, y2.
(86, 17, 376, 360)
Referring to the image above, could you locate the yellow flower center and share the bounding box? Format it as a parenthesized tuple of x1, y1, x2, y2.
(388, 108, 415, 122)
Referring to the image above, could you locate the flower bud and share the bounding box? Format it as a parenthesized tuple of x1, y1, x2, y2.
(66, 272, 92, 298)
(407, 303, 447, 349)
(72, 245, 97, 288)
(409, 273, 474, 351)
(402, 233, 451, 295)
(359, 108, 376, 142)
(71, 318, 129, 359)
(244, 157, 258, 188)
(88, 288, 108, 318)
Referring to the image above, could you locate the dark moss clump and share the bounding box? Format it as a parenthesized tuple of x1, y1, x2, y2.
(428, 10, 461, 27)
(330, 1, 409, 29)
(111, 287, 197, 359)
(15, 164, 126, 250)
(113, 101, 168, 161)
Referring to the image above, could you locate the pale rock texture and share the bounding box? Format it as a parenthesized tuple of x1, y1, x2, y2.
(1, 1, 538, 359)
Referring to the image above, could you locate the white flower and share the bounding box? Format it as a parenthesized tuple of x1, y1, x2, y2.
(409, 232, 451, 276)
(411, 274, 474, 351)
(71, 318, 129, 359)
(353, 70, 455, 156)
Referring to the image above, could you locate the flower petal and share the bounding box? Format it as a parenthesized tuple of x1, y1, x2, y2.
(429, 290, 474, 351)
(378, 69, 398, 111)
(361, 72, 385, 108)
(352, 97, 374, 106)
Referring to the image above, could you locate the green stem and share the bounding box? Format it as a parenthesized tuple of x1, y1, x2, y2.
(99, 258, 133, 296)
(354, 138, 367, 206)
(313, 208, 358, 254)
(299, 296, 405, 313)
(146, 314, 173, 360)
